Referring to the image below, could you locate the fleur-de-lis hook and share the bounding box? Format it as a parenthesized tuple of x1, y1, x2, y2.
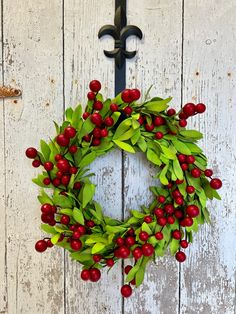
(98, 4, 143, 69)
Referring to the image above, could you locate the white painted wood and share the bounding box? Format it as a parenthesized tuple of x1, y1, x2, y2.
(124, 1, 183, 313)
(3, 1, 64, 313)
(64, 1, 123, 313)
(181, 1, 236, 313)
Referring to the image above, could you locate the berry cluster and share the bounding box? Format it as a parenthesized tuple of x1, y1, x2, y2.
(26, 80, 222, 298)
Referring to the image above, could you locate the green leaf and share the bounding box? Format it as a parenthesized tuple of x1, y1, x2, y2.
(70, 252, 92, 262)
(186, 218, 199, 232)
(158, 144, 176, 160)
(80, 118, 95, 138)
(94, 201, 103, 221)
(72, 105, 82, 128)
(126, 258, 143, 282)
(135, 266, 145, 287)
(155, 245, 165, 257)
(113, 119, 132, 140)
(113, 140, 135, 153)
(105, 225, 126, 233)
(91, 243, 105, 254)
(131, 210, 145, 219)
(172, 139, 191, 155)
(40, 140, 51, 161)
(65, 107, 73, 122)
(38, 189, 53, 205)
(147, 148, 161, 166)
(159, 164, 169, 185)
(170, 238, 179, 255)
(41, 224, 57, 235)
(73, 207, 85, 225)
(180, 130, 203, 140)
(185, 142, 202, 153)
(53, 194, 73, 208)
(85, 235, 108, 244)
(82, 183, 95, 207)
(118, 128, 136, 141)
(172, 159, 184, 180)
(79, 151, 96, 168)
(60, 208, 73, 216)
(51, 233, 61, 245)
(202, 207, 211, 223)
(137, 137, 147, 152)
(141, 222, 152, 235)
(144, 97, 172, 113)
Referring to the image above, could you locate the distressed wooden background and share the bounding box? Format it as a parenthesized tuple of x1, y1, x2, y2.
(0, 0, 235, 313)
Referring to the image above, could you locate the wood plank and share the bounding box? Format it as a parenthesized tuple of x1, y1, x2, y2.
(0, 2, 7, 311)
(3, 1, 64, 313)
(180, 1, 236, 313)
(64, 1, 123, 313)
(124, 1, 183, 313)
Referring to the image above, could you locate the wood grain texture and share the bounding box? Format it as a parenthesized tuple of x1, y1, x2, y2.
(123, 1, 183, 313)
(64, 1, 122, 313)
(2, 1, 64, 313)
(180, 1, 236, 313)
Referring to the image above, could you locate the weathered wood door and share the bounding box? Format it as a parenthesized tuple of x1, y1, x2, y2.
(0, 1, 235, 313)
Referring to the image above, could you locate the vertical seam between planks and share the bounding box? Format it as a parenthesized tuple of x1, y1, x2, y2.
(1, 0, 8, 311)
(121, 151, 125, 314)
(179, 1, 185, 314)
(62, 0, 66, 314)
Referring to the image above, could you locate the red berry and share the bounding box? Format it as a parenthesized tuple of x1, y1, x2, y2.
(64, 126, 76, 139)
(83, 112, 90, 119)
(124, 106, 133, 115)
(89, 80, 101, 92)
(130, 88, 141, 101)
(106, 259, 115, 267)
(25, 147, 37, 159)
(179, 119, 187, 127)
(44, 161, 53, 171)
(167, 108, 176, 116)
(154, 208, 165, 217)
(183, 103, 195, 116)
(195, 103, 206, 113)
(93, 100, 103, 111)
(184, 217, 193, 227)
(61, 175, 70, 186)
(72, 231, 81, 239)
(157, 217, 167, 226)
(116, 237, 125, 247)
(121, 89, 132, 103)
(191, 168, 201, 178)
(52, 178, 61, 187)
(92, 138, 101, 146)
(125, 236, 136, 247)
(172, 189, 182, 198)
(155, 131, 163, 140)
(83, 134, 91, 142)
(142, 243, 154, 256)
(110, 103, 119, 112)
(56, 159, 70, 172)
(164, 204, 174, 215)
(61, 215, 70, 225)
(175, 251, 186, 262)
(158, 195, 166, 203)
(93, 254, 102, 263)
(81, 269, 90, 281)
(144, 215, 152, 223)
(181, 163, 188, 171)
(176, 179, 184, 185)
(138, 116, 145, 125)
(121, 285, 132, 298)
(41, 213, 54, 223)
(86, 220, 95, 228)
(174, 209, 184, 219)
(73, 182, 81, 190)
(56, 171, 63, 178)
(77, 225, 86, 235)
(32, 159, 41, 167)
(43, 177, 51, 185)
(91, 113, 103, 126)
(154, 116, 165, 126)
(90, 268, 101, 282)
(180, 240, 188, 249)
(104, 117, 114, 127)
(46, 239, 54, 248)
(186, 155, 195, 164)
(178, 154, 186, 163)
(56, 134, 70, 147)
(127, 228, 135, 236)
(204, 169, 213, 177)
(155, 232, 163, 240)
(172, 230, 182, 240)
(87, 91, 95, 100)
(93, 127, 102, 138)
(100, 128, 108, 137)
(119, 246, 130, 259)
(167, 216, 175, 224)
(70, 239, 82, 251)
(179, 112, 188, 119)
(210, 178, 222, 190)
(145, 123, 155, 132)
(139, 231, 149, 242)
(167, 182, 173, 189)
(35, 240, 47, 252)
(186, 205, 199, 217)
(69, 166, 77, 174)
(41, 203, 52, 214)
(186, 186, 195, 194)
(175, 197, 184, 205)
(124, 265, 132, 274)
(55, 154, 63, 161)
(69, 145, 78, 154)
(132, 247, 143, 260)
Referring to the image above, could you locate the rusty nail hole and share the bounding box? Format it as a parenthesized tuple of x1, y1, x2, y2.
(196, 71, 199, 76)
(45, 102, 50, 106)
(227, 72, 231, 77)
(14, 89, 20, 95)
(13, 100, 18, 104)
(50, 79, 55, 83)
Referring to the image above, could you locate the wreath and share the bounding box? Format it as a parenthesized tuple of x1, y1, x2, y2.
(26, 80, 222, 298)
